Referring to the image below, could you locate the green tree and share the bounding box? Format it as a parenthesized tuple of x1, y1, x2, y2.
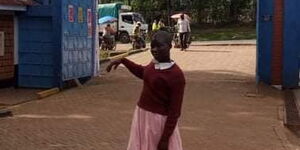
(99, 0, 257, 26)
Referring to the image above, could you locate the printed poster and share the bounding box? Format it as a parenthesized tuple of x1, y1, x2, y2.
(68, 5, 74, 22)
(87, 8, 92, 38)
(78, 7, 84, 23)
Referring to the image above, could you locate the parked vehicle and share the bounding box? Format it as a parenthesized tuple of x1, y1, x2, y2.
(98, 3, 148, 43)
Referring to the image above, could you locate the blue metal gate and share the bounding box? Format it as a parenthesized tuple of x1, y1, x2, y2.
(61, 0, 94, 81)
(283, 0, 300, 88)
(257, 0, 274, 84)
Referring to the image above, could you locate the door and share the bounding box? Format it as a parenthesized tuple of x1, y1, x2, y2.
(18, 16, 57, 88)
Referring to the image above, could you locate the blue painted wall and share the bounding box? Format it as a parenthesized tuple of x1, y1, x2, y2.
(18, 15, 58, 88)
(257, 0, 274, 84)
(283, 0, 300, 88)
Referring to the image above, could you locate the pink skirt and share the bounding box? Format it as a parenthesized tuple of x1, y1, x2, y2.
(127, 106, 183, 150)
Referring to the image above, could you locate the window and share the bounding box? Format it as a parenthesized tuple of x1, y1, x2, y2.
(133, 14, 146, 24)
(122, 15, 134, 24)
(0, 32, 4, 56)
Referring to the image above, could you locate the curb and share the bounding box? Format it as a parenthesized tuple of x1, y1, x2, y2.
(100, 58, 110, 64)
(100, 48, 149, 64)
(0, 109, 13, 118)
(190, 43, 256, 46)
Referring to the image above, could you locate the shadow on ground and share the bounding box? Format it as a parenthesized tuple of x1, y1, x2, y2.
(0, 65, 298, 150)
(84, 65, 291, 150)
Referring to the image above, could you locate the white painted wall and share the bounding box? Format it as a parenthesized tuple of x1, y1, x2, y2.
(94, 0, 100, 76)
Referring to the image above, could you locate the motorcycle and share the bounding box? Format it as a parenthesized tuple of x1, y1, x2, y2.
(131, 30, 146, 50)
(100, 34, 116, 51)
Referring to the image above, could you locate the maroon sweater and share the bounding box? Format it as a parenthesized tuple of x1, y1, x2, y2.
(121, 58, 185, 142)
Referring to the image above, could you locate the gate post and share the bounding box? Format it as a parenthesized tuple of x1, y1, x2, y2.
(271, 0, 284, 85)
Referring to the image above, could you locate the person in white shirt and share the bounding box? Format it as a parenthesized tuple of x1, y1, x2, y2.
(177, 14, 191, 51)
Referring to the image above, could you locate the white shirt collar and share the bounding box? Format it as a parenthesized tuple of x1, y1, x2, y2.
(152, 59, 175, 70)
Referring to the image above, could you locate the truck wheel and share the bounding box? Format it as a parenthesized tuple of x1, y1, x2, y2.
(119, 32, 130, 43)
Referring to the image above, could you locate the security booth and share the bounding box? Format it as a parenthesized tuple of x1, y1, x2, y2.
(0, 0, 30, 87)
(257, 0, 300, 89)
(17, 0, 98, 88)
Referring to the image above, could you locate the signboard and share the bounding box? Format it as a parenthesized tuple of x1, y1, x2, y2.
(87, 8, 92, 38)
(68, 5, 74, 22)
(0, 32, 4, 56)
(78, 7, 84, 23)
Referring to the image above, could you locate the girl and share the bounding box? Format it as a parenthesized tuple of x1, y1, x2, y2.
(106, 31, 185, 150)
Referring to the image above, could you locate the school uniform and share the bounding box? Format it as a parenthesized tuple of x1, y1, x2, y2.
(121, 58, 186, 150)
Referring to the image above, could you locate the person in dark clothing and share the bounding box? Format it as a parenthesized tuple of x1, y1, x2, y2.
(106, 31, 185, 150)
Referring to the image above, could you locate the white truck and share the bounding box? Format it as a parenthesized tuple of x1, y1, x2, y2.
(98, 3, 148, 43)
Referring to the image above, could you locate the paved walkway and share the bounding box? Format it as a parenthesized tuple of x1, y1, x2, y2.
(0, 44, 299, 150)
(0, 88, 39, 106)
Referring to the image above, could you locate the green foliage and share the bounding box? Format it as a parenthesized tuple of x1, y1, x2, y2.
(99, 0, 256, 26)
(189, 0, 256, 25)
(191, 26, 256, 41)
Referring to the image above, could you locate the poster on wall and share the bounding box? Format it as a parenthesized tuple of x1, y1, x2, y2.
(78, 7, 84, 23)
(0, 32, 4, 56)
(68, 5, 74, 22)
(87, 8, 92, 38)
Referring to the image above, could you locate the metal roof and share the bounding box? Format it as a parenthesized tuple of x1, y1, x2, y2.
(0, 0, 34, 11)
(0, 0, 34, 6)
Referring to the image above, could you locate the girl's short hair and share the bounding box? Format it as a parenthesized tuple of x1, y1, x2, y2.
(151, 31, 172, 47)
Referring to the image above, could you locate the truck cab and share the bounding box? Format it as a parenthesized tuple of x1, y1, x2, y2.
(98, 3, 148, 43)
(119, 12, 148, 43)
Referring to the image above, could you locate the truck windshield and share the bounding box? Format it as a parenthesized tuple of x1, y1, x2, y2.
(133, 14, 146, 24)
(122, 15, 134, 24)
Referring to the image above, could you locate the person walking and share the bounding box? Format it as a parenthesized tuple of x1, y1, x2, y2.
(152, 19, 160, 32)
(106, 31, 185, 150)
(158, 19, 166, 30)
(177, 14, 191, 51)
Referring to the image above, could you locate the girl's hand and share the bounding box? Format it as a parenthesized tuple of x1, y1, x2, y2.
(106, 59, 122, 72)
(157, 140, 168, 150)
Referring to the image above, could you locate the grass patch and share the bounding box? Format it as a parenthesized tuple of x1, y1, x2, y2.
(100, 51, 109, 60)
(191, 26, 256, 41)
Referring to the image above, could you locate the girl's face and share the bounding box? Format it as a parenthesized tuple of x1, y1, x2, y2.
(150, 39, 171, 62)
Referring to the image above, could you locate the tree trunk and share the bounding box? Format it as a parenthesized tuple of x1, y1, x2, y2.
(167, 0, 171, 26)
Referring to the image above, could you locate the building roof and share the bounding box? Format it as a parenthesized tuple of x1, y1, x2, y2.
(0, 0, 34, 6)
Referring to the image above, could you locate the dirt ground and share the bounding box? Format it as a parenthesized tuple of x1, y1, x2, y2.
(0, 44, 299, 150)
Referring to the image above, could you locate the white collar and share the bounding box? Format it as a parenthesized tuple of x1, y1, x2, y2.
(152, 59, 175, 70)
